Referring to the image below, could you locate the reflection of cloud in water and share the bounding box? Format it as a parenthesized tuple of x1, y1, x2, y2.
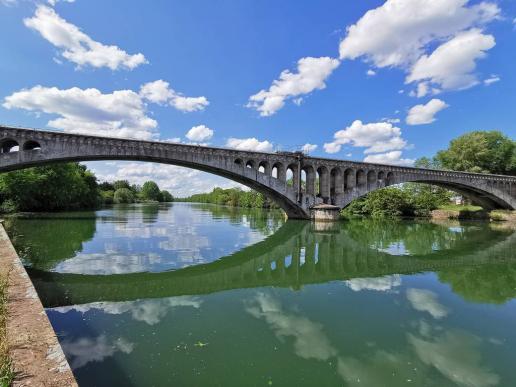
(52, 296, 202, 325)
(409, 331, 499, 387)
(376, 242, 409, 256)
(407, 288, 449, 319)
(338, 350, 418, 386)
(54, 253, 166, 274)
(345, 275, 401, 292)
(61, 335, 134, 369)
(245, 292, 337, 361)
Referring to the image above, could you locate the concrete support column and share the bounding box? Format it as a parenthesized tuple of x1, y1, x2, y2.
(344, 169, 355, 191)
(277, 164, 286, 182)
(290, 164, 300, 193)
(305, 167, 316, 195)
(318, 166, 330, 200)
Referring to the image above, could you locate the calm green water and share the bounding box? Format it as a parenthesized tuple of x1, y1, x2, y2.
(5, 203, 516, 387)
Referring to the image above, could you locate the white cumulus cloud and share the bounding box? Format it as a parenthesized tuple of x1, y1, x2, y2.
(301, 143, 317, 153)
(406, 98, 449, 125)
(185, 125, 213, 142)
(248, 56, 340, 116)
(139, 80, 209, 112)
(363, 151, 415, 166)
(88, 161, 242, 197)
(339, 0, 499, 68)
(3, 85, 157, 139)
(24, 5, 147, 70)
(406, 29, 495, 93)
(226, 137, 273, 152)
(339, 0, 499, 95)
(323, 120, 407, 155)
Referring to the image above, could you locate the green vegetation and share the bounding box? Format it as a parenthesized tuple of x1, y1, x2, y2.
(177, 187, 278, 209)
(0, 164, 174, 213)
(99, 180, 173, 205)
(425, 130, 515, 175)
(437, 204, 483, 211)
(0, 272, 14, 387)
(342, 185, 451, 218)
(0, 163, 99, 213)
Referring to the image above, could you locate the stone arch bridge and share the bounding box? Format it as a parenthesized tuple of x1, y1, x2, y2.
(1, 125, 515, 219)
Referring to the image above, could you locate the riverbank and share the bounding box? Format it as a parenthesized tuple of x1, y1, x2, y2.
(0, 222, 77, 387)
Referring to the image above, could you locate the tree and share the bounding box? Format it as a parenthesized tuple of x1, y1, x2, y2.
(113, 180, 131, 190)
(114, 188, 135, 203)
(160, 190, 173, 202)
(141, 181, 161, 201)
(99, 181, 114, 191)
(435, 131, 516, 175)
(0, 163, 100, 212)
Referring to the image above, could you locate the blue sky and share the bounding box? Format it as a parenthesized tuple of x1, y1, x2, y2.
(1, 0, 515, 195)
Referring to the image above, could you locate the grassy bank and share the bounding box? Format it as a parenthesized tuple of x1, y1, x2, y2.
(0, 272, 14, 387)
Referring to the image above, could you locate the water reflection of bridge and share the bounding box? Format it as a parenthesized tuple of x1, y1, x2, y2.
(29, 220, 516, 307)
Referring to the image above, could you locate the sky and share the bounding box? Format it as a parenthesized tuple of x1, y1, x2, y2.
(1, 0, 515, 196)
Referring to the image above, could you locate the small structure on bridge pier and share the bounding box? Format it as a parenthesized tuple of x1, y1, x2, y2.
(310, 204, 341, 222)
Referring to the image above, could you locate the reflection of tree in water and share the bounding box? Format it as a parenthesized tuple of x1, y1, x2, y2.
(438, 263, 516, 304)
(5, 213, 96, 271)
(191, 203, 285, 235)
(344, 219, 511, 257)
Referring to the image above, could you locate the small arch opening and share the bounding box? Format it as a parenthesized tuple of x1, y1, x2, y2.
(245, 160, 255, 169)
(301, 169, 307, 193)
(234, 158, 243, 167)
(272, 162, 285, 181)
(286, 166, 294, 186)
(0, 139, 19, 154)
(378, 171, 385, 185)
(23, 140, 41, 151)
(258, 161, 269, 174)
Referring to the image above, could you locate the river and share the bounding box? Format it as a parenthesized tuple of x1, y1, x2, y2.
(4, 202, 516, 386)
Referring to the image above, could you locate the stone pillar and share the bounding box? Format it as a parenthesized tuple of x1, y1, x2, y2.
(305, 167, 316, 195)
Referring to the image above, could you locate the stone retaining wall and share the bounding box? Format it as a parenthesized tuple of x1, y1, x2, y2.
(0, 223, 77, 386)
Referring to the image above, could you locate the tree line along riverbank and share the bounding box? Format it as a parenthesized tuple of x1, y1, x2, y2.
(0, 163, 173, 214)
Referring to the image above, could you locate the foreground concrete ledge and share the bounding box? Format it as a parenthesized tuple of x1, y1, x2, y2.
(0, 223, 77, 386)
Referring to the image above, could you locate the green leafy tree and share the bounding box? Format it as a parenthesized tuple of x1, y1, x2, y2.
(113, 180, 131, 190)
(435, 131, 516, 175)
(141, 181, 162, 201)
(160, 190, 173, 202)
(114, 188, 135, 203)
(0, 163, 99, 212)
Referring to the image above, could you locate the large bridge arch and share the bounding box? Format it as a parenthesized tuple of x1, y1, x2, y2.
(0, 125, 515, 218)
